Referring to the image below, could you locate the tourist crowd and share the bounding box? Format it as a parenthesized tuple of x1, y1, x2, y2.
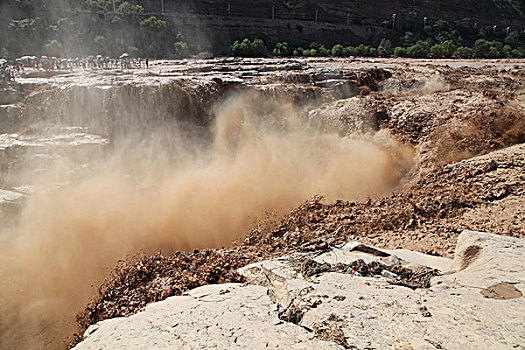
(0, 54, 148, 83)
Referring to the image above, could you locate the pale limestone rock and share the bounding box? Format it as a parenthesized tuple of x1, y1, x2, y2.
(74, 231, 524, 349)
(74, 284, 342, 350)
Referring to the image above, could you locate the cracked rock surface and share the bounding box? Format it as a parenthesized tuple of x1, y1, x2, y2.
(74, 231, 524, 349)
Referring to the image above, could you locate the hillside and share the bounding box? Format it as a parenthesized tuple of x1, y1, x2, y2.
(0, 0, 524, 58)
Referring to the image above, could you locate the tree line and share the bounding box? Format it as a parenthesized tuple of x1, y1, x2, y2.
(233, 18, 525, 59)
(0, 0, 524, 60)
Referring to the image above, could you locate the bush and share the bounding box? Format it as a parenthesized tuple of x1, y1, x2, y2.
(174, 41, 189, 57)
(505, 31, 521, 47)
(283, 0, 294, 9)
(402, 31, 417, 46)
(140, 16, 167, 33)
(473, 39, 491, 57)
(510, 49, 523, 58)
(454, 46, 473, 58)
(343, 46, 356, 56)
(430, 40, 456, 57)
(331, 44, 344, 57)
(117, 1, 144, 17)
(406, 40, 430, 58)
(355, 44, 370, 56)
(488, 46, 501, 58)
(377, 39, 392, 56)
(94, 35, 108, 53)
(231, 38, 267, 57)
(393, 46, 407, 57)
(317, 45, 330, 56)
(305, 48, 317, 57)
(273, 42, 290, 57)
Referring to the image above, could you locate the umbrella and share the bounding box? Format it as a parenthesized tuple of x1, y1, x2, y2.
(0, 59, 7, 64)
(41, 55, 48, 59)
(119, 53, 129, 58)
(96, 54, 103, 58)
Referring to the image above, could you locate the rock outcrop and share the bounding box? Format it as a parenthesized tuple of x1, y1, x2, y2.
(73, 231, 524, 349)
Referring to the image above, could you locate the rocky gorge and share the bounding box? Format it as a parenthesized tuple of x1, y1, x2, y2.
(0, 57, 523, 349)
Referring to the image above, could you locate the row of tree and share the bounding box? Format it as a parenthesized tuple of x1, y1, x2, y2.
(1, 1, 524, 60)
(0, 0, 173, 58)
(232, 17, 525, 59)
(230, 19, 525, 59)
(230, 37, 524, 59)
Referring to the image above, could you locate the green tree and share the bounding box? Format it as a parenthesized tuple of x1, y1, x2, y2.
(505, 31, 521, 47)
(402, 31, 417, 46)
(355, 44, 370, 56)
(139, 16, 167, 57)
(140, 16, 167, 33)
(331, 44, 344, 57)
(343, 46, 356, 56)
(317, 45, 330, 56)
(432, 19, 451, 32)
(82, 0, 113, 12)
(488, 46, 501, 58)
(454, 46, 473, 58)
(473, 39, 491, 57)
(491, 40, 504, 54)
(273, 42, 290, 57)
(377, 39, 392, 56)
(393, 46, 407, 57)
(118, 1, 144, 17)
(231, 38, 267, 57)
(430, 40, 456, 57)
(174, 41, 189, 57)
(406, 40, 430, 58)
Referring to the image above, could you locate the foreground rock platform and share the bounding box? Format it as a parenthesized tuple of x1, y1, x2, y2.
(74, 231, 524, 349)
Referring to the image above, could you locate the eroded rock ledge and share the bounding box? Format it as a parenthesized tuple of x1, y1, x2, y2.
(73, 230, 524, 349)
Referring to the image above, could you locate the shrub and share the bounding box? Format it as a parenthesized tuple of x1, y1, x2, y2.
(174, 41, 189, 57)
(317, 45, 330, 56)
(393, 46, 407, 57)
(454, 46, 473, 58)
(377, 39, 392, 56)
(343, 46, 356, 56)
(231, 38, 268, 57)
(283, 0, 294, 9)
(273, 42, 290, 57)
(430, 40, 456, 57)
(406, 40, 430, 58)
(355, 44, 370, 56)
(473, 39, 491, 57)
(331, 44, 344, 57)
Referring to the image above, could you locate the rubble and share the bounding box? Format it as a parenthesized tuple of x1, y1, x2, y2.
(76, 143, 525, 346)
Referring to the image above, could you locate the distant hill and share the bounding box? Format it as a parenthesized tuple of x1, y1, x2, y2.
(0, 0, 523, 58)
(141, 0, 524, 27)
